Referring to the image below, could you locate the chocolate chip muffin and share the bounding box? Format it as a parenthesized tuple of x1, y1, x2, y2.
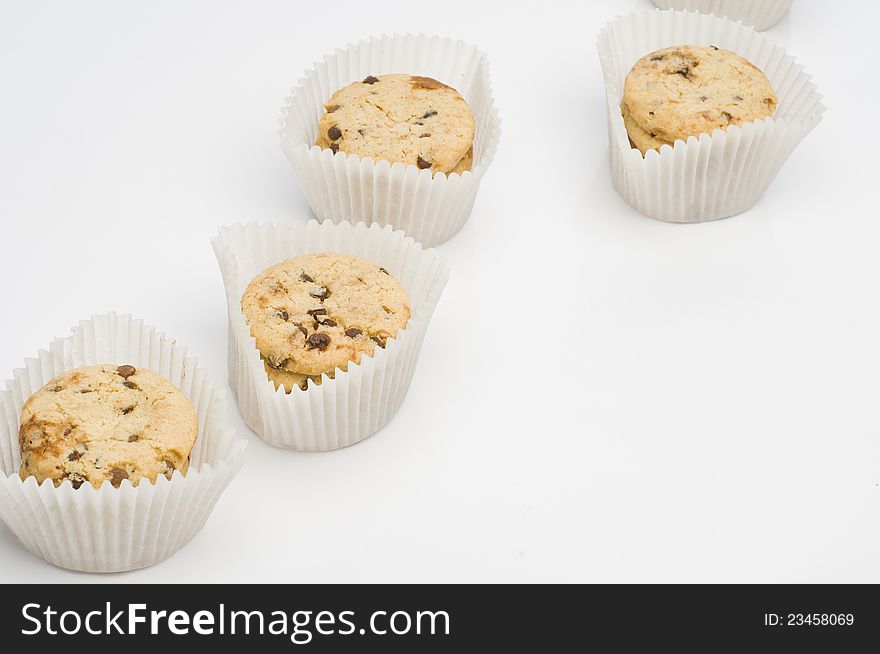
(241, 253, 411, 391)
(621, 44, 777, 154)
(315, 73, 474, 175)
(19, 365, 198, 489)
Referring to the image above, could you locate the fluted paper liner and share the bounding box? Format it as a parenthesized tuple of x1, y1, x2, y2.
(213, 221, 450, 451)
(0, 313, 247, 572)
(650, 0, 794, 31)
(598, 10, 824, 222)
(280, 34, 501, 247)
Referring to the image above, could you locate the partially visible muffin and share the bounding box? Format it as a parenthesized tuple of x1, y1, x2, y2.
(242, 253, 411, 392)
(316, 73, 475, 175)
(19, 365, 198, 489)
(621, 44, 777, 154)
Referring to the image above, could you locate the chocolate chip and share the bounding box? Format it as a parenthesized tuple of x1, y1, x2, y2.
(345, 328, 362, 338)
(66, 473, 87, 490)
(379, 267, 389, 274)
(300, 273, 314, 283)
(649, 132, 656, 138)
(362, 75, 379, 84)
(117, 365, 136, 379)
(109, 467, 128, 487)
(121, 405, 135, 415)
(722, 111, 733, 123)
(307, 308, 327, 317)
(310, 287, 331, 300)
(422, 109, 437, 119)
(266, 357, 289, 370)
(699, 96, 708, 102)
(163, 458, 175, 471)
(371, 336, 386, 348)
(674, 66, 691, 79)
(650, 55, 664, 61)
(357, 128, 365, 136)
(123, 381, 139, 390)
(709, 45, 719, 50)
(68, 451, 82, 461)
(128, 434, 139, 442)
(763, 98, 774, 106)
(298, 324, 309, 338)
(307, 333, 331, 350)
(420, 133, 431, 138)
(328, 126, 342, 140)
(318, 318, 337, 327)
(416, 156, 431, 169)
(329, 143, 339, 154)
(733, 95, 743, 102)
(326, 104, 341, 113)
(276, 308, 289, 321)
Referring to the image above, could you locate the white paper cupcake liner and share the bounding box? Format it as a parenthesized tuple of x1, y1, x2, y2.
(598, 10, 824, 223)
(279, 34, 501, 248)
(650, 0, 794, 31)
(0, 313, 247, 572)
(213, 220, 450, 451)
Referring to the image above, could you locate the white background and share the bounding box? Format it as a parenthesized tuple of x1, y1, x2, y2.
(0, 0, 877, 583)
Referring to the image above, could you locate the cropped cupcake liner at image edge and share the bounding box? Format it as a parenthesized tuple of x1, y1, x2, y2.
(213, 220, 450, 452)
(650, 0, 794, 31)
(0, 313, 247, 573)
(597, 9, 824, 223)
(280, 34, 501, 248)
